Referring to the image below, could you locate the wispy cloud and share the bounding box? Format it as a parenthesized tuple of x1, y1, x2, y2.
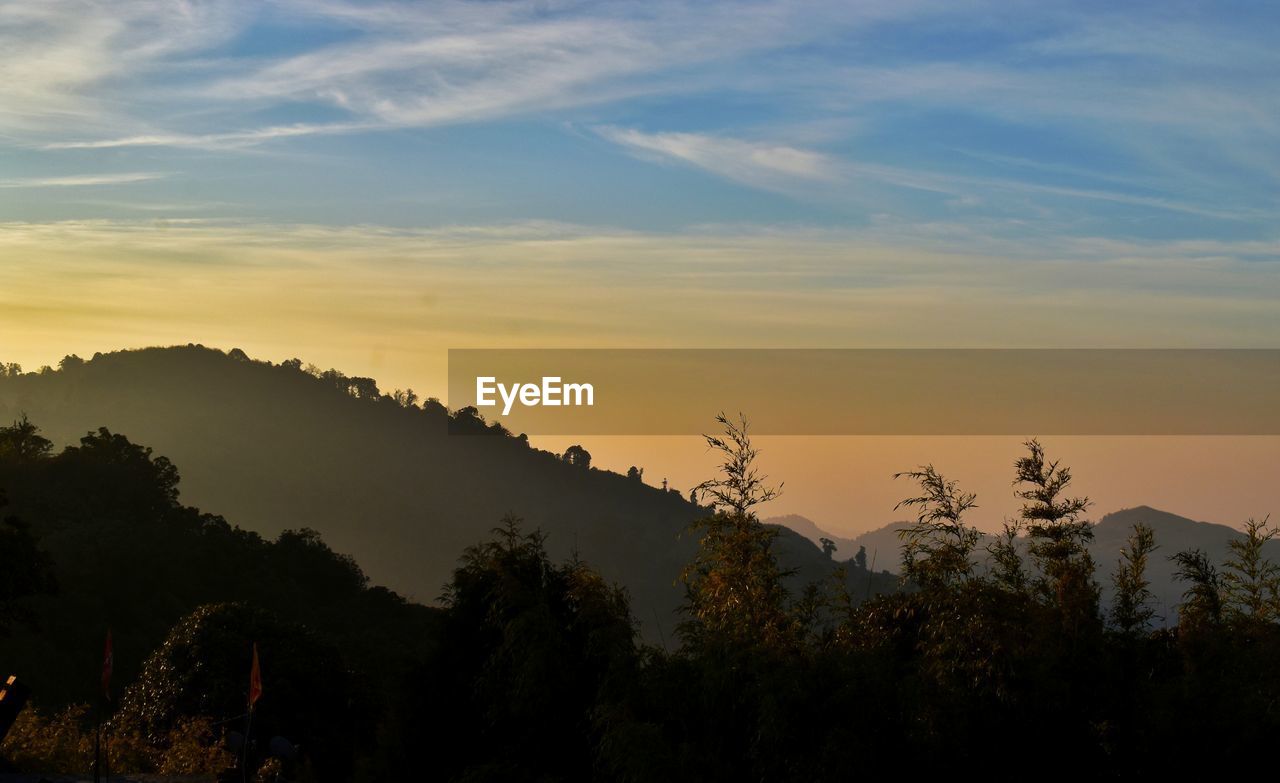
(41, 123, 372, 151)
(0, 172, 167, 188)
(0, 1, 248, 138)
(4, 217, 1277, 410)
(597, 126, 1260, 221)
(596, 126, 841, 193)
(2, 1, 1276, 242)
(10, 1, 917, 147)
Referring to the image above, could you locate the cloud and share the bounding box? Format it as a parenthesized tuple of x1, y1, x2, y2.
(11, 1, 918, 147)
(0, 172, 167, 188)
(3, 1, 1275, 241)
(597, 126, 1256, 221)
(41, 123, 372, 151)
(0, 1, 249, 137)
(194, 3, 807, 131)
(596, 126, 841, 192)
(4, 216, 1277, 413)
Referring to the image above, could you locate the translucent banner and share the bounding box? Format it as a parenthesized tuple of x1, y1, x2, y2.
(447, 349, 1280, 435)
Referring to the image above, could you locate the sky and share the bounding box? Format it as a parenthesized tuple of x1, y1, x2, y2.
(2, 0, 1278, 532)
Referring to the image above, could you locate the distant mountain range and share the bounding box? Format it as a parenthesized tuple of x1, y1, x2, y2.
(12, 346, 1256, 636)
(0, 346, 893, 641)
(771, 506, 1280, 622)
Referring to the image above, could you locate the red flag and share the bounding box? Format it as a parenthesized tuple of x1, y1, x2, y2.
(248, 643, 262, 708)
(101, 630, 113, 700)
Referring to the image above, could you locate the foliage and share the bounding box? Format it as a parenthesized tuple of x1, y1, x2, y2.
(987, 519, 1028, 594)
(0, 415, 52, 462)
(691, 412, 782, 516)
(893, 465, 980, 589)
(1110, 523, 1159, 633)
(680, 413, 795, 652)
(1172, 548, 1223, 628)
(0, 489, 56, 636)
(0, 705, 232, 776)
(0, 703, 94, 773)
(0, 417, 438, 778)
(1222, 516, 1280, 622)
(562, 444, 593, 468)
(5, 391, 1280, 780)
(1014, 439, 1099, 627)
(366, 515, 640, 782)
(117, 602, 358, 780)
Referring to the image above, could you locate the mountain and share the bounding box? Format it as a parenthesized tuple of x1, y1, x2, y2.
(0, 422, 441, 713)
(768, 514, 859, 556)
(775, 507, 1279, 624)
(846, 521, 915, 573)
(0, 346, 891, 639)
(1090, 505, 1280, 621)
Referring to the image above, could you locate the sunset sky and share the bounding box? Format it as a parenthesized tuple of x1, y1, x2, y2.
(3, 1, 1278, 533)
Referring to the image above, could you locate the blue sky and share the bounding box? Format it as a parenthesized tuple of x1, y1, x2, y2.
(2, 0, 1279, 389)
(2, 0, 1276, 240)
(3, 1, 1280, 528)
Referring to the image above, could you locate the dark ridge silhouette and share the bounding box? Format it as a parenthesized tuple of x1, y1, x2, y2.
(0, 346, 891, 638)
(1092, 505, 1280, 620)
(779, 508, 1280, 624)
(5, 377, 1280, 779)
(766, 513, 860, 556)
(0, 421, 439, 715)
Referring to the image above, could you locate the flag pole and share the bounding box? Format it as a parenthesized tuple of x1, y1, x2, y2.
(103, 694, 110, 783)
(100, 629, 113, 783)
(242, 642, 262, 783)
(93, 702, 101, 783)
(241, 705, 253, 783)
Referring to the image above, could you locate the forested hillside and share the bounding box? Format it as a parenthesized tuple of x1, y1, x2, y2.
(3, 381, 1280, 779)
(777, 507, 1280, 624)
(0, 347, 894, 638)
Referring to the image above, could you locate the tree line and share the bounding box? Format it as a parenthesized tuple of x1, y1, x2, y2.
(3, 411, 1279, 780)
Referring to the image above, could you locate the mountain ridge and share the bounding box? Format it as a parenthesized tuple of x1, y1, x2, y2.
(0, 345, 894, 639)
(771, 505, 1279, 622)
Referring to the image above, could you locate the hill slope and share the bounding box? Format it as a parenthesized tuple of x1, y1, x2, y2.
(0, 346, 888, 636)
(777, 508, 1279, 623)
(0, 422, 440, 710)
(1091, 505, 1280, 620)
(768, 513, 860, 557)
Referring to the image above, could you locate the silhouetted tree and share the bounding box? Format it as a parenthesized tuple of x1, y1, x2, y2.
(1172, 549, 1223, 628)
(0, 415, 53, 462)
(390, 388, 419, 408)
(894, 465, 979, 589)
(116, 602, 358, 781)
(56, 427, 181, 518)
(374, 515, 639, 782)
(1110, 523, 1158, 633)
(562, 444, 592, 469)
(348, 376, 379, 399)
(1014, 439, 1098, 623)
(317, 368, 378, 399)
(987, 519, 1028, 594)
(820, 537, 837, 559)
(421, 396, 447, 417)
(0, 490, 56, 636)
(680, 413, 792, 650)
(1222, 516, 1279, 623)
